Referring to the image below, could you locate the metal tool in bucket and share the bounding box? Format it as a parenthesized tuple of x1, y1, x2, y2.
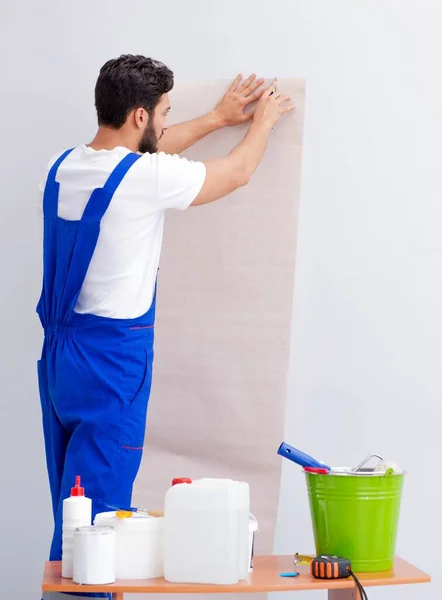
(278, 442, 405, 572)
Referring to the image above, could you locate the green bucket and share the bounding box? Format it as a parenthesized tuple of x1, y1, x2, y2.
(306, 468, 404, 572)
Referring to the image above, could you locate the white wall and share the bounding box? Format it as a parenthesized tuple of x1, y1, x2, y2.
(0, 0, 439, 598)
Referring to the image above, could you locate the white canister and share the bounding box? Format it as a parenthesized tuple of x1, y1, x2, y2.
(164, 477, 250, 585)
(73, 526, 116, 585)
(94, 511, 164, 579)
(248, 514, 258, 572)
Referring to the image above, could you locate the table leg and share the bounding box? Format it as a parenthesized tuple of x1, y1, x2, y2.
(328, 589, 361, 600)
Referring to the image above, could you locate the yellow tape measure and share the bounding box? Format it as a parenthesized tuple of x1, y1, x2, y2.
(294, 553, 314, 565)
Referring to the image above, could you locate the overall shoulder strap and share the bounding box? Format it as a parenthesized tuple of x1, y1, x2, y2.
(42, 148, 75, 218)
(81, 152, 142, 223)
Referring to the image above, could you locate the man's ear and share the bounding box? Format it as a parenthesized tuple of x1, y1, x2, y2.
(133, 107, 148, 130)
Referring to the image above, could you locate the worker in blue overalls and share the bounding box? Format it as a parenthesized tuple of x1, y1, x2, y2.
(37, 54, 293, 600)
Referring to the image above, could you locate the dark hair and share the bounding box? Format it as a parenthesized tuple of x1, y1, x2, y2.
(95, 54, 174, 128)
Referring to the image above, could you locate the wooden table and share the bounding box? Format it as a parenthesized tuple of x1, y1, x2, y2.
(42, 555, 430, 600)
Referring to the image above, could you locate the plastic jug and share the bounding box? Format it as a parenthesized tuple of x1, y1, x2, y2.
(163, 477, 250, 584)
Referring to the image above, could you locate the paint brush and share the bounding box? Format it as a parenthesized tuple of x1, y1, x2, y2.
(106, 504, 164, 518)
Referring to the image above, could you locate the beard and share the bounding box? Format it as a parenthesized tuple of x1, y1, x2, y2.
(138, 120, 159, 154)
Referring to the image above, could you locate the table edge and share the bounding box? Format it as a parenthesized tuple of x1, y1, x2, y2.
(42, 579, 432, 594)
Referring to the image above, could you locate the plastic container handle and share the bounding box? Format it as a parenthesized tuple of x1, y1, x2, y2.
(249, 513, 258, 531)
(277, 442, 331, 471)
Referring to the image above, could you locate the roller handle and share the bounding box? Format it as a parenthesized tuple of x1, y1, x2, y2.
(277, 442, 331, 471)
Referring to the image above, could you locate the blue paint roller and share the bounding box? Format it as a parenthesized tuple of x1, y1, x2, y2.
(277, 441, 331, 471)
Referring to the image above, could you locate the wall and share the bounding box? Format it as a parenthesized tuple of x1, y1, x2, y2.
(0, 1, 439, 598)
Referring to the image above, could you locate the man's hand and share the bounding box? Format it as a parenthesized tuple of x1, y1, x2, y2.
(213, 74, 265, 127)
(252, 80, 295, 131)
(157, 74, 268, 155)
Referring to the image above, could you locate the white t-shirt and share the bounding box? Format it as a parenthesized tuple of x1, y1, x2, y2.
(38, 145, 206, 319)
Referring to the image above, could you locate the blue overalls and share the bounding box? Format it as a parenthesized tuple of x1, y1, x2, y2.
(37, 149, 156, 563)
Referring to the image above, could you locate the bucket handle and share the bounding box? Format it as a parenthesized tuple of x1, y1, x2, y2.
(352, 453, 384, 472)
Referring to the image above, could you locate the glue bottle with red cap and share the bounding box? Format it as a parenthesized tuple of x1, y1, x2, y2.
(61, 475, 92, 579)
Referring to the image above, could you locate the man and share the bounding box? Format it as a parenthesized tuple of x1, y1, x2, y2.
(37, 54, 293, 596)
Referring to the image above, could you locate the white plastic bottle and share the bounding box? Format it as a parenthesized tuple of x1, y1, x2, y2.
(163, 477, 250, 584)
(62, 476, 92, 578)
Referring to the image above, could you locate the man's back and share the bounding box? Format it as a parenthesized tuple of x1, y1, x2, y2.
(39, 144, 205, 319)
